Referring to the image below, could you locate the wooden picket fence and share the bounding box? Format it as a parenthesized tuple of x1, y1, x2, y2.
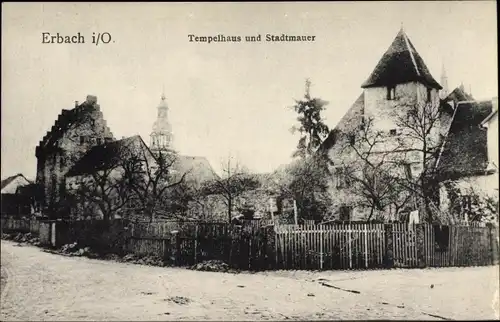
(2, 217, 498, 271)
(125, 221, 271, 269)
(274, 222, 498, 270)
(1, 218, 39, 234)
(275, 223, 387, 270)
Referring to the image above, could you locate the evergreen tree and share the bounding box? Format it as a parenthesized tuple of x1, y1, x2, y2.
(290, 79, 330, 159)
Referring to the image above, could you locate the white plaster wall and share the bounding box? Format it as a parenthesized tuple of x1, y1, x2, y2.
(325, 81, 441, 221)
(487, 113, 498, 168)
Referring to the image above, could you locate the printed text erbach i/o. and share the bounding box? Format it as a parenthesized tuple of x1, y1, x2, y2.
(41, 32, 114, 46)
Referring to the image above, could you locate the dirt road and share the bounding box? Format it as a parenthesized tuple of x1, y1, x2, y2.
(1, 240, 498, 321)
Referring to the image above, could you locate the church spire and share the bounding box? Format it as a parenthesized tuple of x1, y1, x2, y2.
(440, 62, 449, 99)
(150, 90, 174, 153)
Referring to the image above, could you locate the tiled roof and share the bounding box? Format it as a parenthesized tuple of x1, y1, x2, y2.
(443, 86, 474, 105)
(66, 135, 145, 176)
(67, 135, 218, 188)
(172, 155, 219, 187)
(318, 93, 364, 152)
(361, 29, 441, 89)
(437, 100, 493, 179)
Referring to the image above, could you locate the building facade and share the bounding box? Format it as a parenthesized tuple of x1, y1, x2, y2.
(35, 95, 114, 217)
(319, 28, 497, 223)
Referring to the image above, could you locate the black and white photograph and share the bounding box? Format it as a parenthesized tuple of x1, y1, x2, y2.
(1, 1, 498, 320)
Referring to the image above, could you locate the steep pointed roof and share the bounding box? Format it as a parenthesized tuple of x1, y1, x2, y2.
(361, 28, 442, 89)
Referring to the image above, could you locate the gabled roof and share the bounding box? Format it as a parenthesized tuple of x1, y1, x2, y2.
(66, 135, 148, 176)
(437, 100, 494, 179)
(361, 28, 442, 89)
(173, 155, 219, 187)
(36, 97, 114, 156)
(1, 174, 32, 194)
(318, 93, 365, 152)
(443, 86, 474, 106)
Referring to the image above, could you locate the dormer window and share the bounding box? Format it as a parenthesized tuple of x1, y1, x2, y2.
(387, 86, 396, 100)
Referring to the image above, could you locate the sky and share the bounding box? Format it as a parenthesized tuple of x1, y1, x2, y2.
(1, 1, 497, 179)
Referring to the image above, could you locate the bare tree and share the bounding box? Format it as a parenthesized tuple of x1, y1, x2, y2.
(67, 165, 131, 222)
(201, 156, 260, 223)
(123, 150, 188, 222)
(391, 98, 446, 222)
(339, 117, 413, 221)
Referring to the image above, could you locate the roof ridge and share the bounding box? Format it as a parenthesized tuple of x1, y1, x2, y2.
(361, 29, 441, 89)
(402, 30, 420, 77)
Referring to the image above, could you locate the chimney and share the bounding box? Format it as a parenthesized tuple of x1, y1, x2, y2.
(86, 95, 98, 105)
(74, 101, 79, 107)
(493, 97, 498, 112)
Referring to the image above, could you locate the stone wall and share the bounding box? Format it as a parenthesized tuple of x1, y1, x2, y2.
(36, 97, 114, 216)
(187, 188, 282, 222)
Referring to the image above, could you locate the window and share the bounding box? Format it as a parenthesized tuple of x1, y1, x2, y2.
(426, 87, 432, 102)
(387, 86, 396, 100)
(276, 197, 283, 214)
(348, 134, 356, 145)
(335, 167, 350, 189)
(389, 129, 397, 136)
(359, 115, 366, 130)
(79, 136, 85, 144)
(96, 138, 102, 145)
(402, 163, 412, 179)
(406, 111, 413, 123)
(339, 205, 352, 221)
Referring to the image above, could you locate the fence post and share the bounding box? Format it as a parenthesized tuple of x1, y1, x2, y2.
(320, 225, 323, 270)
(487, 223, 499, 265)
(170, 230, 180, 266)
(384, 223, 394, 268)
(194, 225, 198, 264)
(51, 221, 57, 248)
(416, 224, 426, 268)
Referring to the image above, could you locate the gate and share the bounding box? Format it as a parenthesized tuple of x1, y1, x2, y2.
(392, 223, 418, 267)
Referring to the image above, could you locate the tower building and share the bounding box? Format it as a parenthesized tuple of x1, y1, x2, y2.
(150, 92, 174, 154)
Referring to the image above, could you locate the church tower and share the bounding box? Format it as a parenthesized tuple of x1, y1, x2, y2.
(439, 62, 449, 99)
(150, 91, 174, 154)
